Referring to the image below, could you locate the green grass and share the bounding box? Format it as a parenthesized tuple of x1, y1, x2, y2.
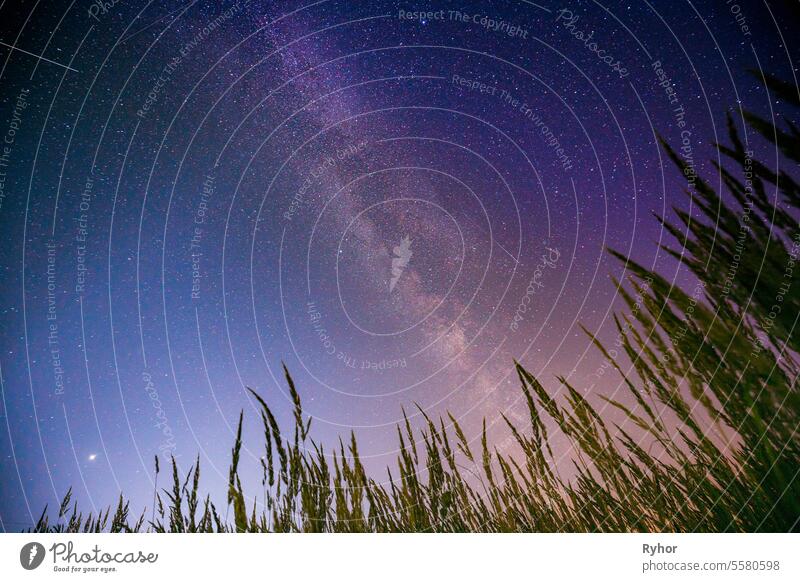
(31, 74, 800, 533)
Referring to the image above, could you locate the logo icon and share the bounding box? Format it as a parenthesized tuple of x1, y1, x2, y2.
(389, 236, 413, 292)
(20, 542, 46, 570)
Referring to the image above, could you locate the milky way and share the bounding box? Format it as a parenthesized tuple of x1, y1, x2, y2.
(0, 0, 796, 527)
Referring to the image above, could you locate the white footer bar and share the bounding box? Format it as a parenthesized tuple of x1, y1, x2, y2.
(1, 533, 797, 581)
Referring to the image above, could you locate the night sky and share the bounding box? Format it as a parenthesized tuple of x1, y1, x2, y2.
(0, 0, 797, 529)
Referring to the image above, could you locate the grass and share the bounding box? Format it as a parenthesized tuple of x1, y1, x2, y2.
(31, 74, 800, 533)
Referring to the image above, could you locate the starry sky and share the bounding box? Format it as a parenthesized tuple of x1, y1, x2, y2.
(0, 0, 797, 529)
